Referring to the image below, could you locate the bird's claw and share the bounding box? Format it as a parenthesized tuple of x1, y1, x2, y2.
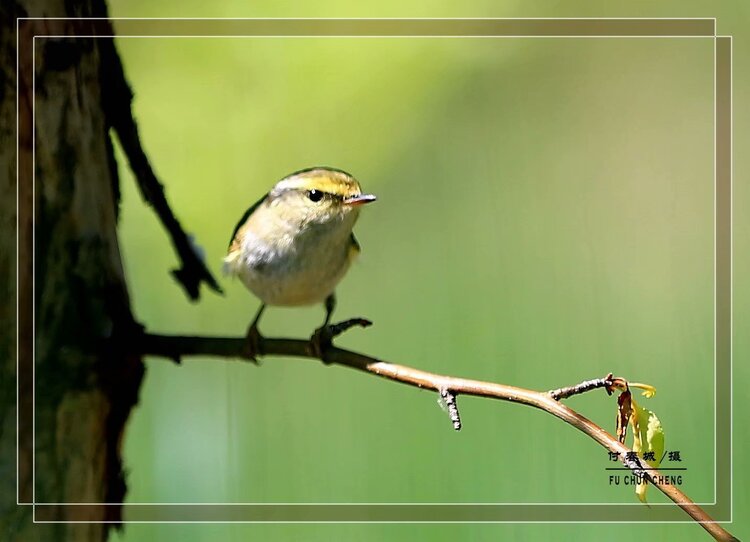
(242, 323, 263, 364)
(309, 325, 333, 363)
(330, 317, 372, 337)
(310, 317, 373, 364)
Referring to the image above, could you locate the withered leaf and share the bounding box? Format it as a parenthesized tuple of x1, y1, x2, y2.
(616, 390, 633, 444)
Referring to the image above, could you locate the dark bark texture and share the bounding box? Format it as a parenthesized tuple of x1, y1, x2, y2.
(2, 2, 145, 540)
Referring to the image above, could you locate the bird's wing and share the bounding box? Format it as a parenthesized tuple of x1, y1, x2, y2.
(223, 193, 268, 277)
(348, 232, 361, 261)
(227, 193, 268, 251)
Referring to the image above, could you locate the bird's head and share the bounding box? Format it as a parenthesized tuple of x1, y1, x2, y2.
(269, 167, 376, 227)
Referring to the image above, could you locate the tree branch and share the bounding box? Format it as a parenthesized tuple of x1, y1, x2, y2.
(97, 24, 222, 300)
(548, 372, 618, 401)
(134, 330, 737, 542)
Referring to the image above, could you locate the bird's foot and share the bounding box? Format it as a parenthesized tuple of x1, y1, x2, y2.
(242, 323, 264, 364)
(309, 317, 373, 364)
(309, 325, 332, 362)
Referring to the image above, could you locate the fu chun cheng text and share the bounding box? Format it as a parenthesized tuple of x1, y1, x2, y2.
(608, 474, 683, 486)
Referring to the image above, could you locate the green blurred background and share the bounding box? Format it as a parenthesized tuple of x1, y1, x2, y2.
(107, 2, 748, 541)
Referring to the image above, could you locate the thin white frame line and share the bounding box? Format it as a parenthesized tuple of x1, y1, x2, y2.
(20, 22, 729, 519)
(28, 501, 714, 506)
(27, 33, 722, 510)
(33, 35, 719, 40)
(713, 33, 717, 506)
(715, 33, 735, 525)
(31, 35, 36, 511)
(17, 16, 718, 21)
(17, 39, 721, 512)
(30, 520, 725, 524)
(15, 15, 20, 507)
(728, 34, 734, 525)
(23, 30, 723, 511)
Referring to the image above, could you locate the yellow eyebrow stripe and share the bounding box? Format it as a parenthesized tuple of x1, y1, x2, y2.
(274, 168, 362, 198)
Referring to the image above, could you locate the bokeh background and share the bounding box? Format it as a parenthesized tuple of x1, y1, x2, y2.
(107, 2, 749, 541)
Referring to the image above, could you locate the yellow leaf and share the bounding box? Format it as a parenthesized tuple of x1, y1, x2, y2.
(630, 397, 665, 503)
(630, 382, 657, 398)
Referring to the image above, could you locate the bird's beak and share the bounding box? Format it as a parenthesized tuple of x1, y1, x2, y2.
(344, 194, 377, 206)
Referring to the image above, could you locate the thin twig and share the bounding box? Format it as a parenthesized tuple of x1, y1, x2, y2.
(438, 388, 462, 431)
(97, 26, 223, 300)
(135, 330, 737, 542)
(548, 372, 619, 401)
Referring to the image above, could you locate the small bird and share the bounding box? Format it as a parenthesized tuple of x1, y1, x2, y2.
(224, 167, 376, 359)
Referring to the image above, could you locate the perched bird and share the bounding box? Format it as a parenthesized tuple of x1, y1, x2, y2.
(224, 166, 376, 358)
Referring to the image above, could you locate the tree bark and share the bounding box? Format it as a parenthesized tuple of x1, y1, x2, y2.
(2, 2, 144, 540)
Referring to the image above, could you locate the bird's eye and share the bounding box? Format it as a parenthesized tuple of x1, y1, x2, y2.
(307, 189, 324, 202)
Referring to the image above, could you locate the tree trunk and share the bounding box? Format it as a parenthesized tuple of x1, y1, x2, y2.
(2, 2, 144, 540)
